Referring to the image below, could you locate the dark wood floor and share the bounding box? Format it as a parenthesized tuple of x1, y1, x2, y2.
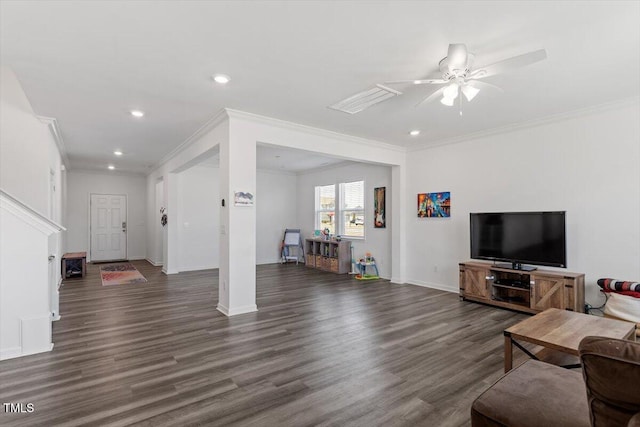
(0, 261, 529, 426)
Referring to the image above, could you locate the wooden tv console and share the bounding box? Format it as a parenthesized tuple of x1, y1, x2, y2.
(459, 261, 585, 314)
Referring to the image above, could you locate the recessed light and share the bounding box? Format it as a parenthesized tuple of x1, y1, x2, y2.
(114, 150, 123, 156)
(409, 130, 421, 136)
(108, 165, 115, 170)
(130, 110, 144, 118)
(213, 74, 231, 84)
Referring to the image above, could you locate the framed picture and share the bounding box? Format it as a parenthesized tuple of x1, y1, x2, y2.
(234, 191, 254, 206)
(418, 192, 451, 218)
(374, 187, 386, 228)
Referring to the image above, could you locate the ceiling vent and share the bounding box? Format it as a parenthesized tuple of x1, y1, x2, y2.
(329, 84, 401, 114)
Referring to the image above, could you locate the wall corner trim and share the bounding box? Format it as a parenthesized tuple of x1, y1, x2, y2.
(37, 116, 70, 169)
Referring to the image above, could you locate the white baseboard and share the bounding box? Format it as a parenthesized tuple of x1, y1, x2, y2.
(390, 276, 406, 284)
(52, 314, 61, 321)
(0, 347, 22, 361)
(0, 343, 53, 361)
(128, 256, 146, 261)
(405, 279, 458, 294)
(145, 258, 163, 267)
(217, 303, 258, 317)
(179, 265, 218, 272)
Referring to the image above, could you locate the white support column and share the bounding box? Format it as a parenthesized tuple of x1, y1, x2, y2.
(162, 173, 179, 274)
(391, 164, 407, 284)
(217, 125, 257, 316)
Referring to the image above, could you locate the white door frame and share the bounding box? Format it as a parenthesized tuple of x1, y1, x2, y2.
(88, 193, 128, 262)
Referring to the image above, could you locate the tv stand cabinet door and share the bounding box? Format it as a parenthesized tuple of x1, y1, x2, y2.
(460, 265, 490, 300)
(530, 275, 566, 311)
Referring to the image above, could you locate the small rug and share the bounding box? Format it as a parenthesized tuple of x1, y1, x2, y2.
(100, 263, 147, 286)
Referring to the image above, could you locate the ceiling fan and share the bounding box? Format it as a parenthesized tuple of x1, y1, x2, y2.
(385, 44, 547, 114)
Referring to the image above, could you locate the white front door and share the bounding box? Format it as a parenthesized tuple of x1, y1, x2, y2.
(90, 194, 127, 261)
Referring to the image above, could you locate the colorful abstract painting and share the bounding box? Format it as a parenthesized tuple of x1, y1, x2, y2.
(417, 192, 451, 218)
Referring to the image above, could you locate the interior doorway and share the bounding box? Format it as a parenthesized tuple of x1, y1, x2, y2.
(155, 180, 164, 265)
(90, 194, 127, 261)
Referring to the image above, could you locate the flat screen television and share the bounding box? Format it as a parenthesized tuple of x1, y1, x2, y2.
(470, 211, 566, 271)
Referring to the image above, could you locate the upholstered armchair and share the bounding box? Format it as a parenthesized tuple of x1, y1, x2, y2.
(471, 336, 640, 427)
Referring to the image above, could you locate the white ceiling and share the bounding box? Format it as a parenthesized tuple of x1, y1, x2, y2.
(1, 1, 639, 174)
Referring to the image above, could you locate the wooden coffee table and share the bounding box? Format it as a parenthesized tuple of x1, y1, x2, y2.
(504, 308, 636, 372)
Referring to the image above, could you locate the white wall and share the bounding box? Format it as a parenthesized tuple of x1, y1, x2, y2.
(405, 101, 640, 305)
(256, 169, 298, 264)
(177, 165, 219, 271)
(0, 67, 58, 216)
(176, 164, 297, 271)
(66, 171, 147, 260)
(297, 162, 392, 278)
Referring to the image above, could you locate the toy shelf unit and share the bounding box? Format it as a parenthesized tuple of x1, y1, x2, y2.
(304, 238, 351, 274)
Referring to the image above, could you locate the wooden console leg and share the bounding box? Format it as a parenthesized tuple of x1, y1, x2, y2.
(504, 334, 513, 373)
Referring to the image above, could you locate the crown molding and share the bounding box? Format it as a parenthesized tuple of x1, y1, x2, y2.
(408, 96, 640, 152)
(69, 168, 146, 178)
(225, 108, 406, 153)
(150, 108, 229, 173)
(37, 116, 70, 168)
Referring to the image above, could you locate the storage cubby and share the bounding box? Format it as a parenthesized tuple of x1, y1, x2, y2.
(304, 238, 351, 274)
(489, 270, 531, 309)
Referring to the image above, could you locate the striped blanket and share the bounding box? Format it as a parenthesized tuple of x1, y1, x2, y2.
(597, 278, 640, 299)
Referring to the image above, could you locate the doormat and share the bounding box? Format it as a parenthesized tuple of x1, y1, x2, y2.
(100, 263, 147, 286)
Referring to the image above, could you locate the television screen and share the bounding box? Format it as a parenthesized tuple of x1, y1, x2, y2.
(470, 211, 566, 268)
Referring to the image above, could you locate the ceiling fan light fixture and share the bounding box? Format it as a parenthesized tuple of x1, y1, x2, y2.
(461, 85, 480, 102)
(443, 83, 459, 100)
(440, 96, 455, 107)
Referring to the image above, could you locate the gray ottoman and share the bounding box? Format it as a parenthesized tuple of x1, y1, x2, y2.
(471, 360, 590, 427)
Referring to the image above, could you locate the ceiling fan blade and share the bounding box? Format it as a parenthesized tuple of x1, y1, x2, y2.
(415, 87, 446, 107)
(384, 78, 447, 85)
(447, 44, 468, 71)
(472, 49, 547, 79)
(468, 80, 503, 92)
